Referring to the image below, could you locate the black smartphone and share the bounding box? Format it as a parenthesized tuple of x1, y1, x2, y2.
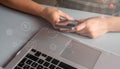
(55, 20, 78, 30)
(55, 17, 79, 30)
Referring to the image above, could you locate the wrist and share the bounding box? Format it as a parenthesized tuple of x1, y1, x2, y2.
(100, 16, 110, 32)
(37, 5, 46, 17)
(107, 17, 113, 32)
(106, 16, 119, 32)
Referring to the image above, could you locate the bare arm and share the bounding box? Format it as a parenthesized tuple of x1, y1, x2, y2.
(0, 0, 73, 27)
(107, 16, 120, 32)
(75, 16, 120, 38)
(0, 0, 45, 17)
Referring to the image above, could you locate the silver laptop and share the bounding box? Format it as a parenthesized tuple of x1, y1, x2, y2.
(3, 25, 101, 69)
(0, 4, 102, 69)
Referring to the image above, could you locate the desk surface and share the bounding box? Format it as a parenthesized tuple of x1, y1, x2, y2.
(0, 5, 120, 67)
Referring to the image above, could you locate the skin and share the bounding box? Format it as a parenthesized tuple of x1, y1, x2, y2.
(75, 16, 120, 38)
(0, 0, 73, 29)
(1, 0, 120, 38)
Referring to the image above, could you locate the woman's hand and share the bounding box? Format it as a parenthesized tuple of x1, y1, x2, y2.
(41, 7, 73, 29)
(75, 17, 109, 38)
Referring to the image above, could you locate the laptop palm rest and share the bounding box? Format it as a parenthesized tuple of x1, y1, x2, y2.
(37, 27, 101, 69)
(61, 40, 101, 69)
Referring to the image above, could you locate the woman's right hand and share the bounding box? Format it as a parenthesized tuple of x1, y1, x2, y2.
(41, 7, 73, 29)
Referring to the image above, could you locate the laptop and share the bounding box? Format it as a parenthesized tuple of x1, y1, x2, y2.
(3, 24, 101, 69)
(0, 5, 101, 69)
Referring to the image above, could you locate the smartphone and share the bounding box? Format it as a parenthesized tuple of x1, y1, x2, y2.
(55, 20, 79, 30)
(55, 16, 79, 30)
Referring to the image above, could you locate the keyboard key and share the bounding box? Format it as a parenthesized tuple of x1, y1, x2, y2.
(31, 62, 38, 67)
(26, 59, 32, 65)
(35, 51, 41, 57)
(56, 67, 62, 69)
(37, 65, 43, 69)
(41, 53, 47, 57)
(49, 64, 56, 69)
(45, 56, 53, 62)
(30, 67, 34, 69)
(21, 58, 27, 63)
(51, 59, 59, 65)
(31, 49, 36, 53)
(26, 53, 38, 61)
(44, 67, 48, 69)
(18, 63, 24, 67)
(18, 58, 27, 67)
(38, 59, 44, 64)
(18, 62, 24, 67)
(23, 65, 30, 69)
(59, 62, 77, 69)
(14, 66, 21, 69)
(43, 62, 50, 67)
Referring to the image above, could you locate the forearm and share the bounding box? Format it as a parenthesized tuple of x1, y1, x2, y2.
(0, 0, 45, 17)
(107, 16, 120, 32)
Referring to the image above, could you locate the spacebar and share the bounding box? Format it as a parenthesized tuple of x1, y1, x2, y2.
(59, 62, 77, 69)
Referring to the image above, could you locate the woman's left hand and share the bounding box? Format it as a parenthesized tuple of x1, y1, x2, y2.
(75, 17, 109, 38)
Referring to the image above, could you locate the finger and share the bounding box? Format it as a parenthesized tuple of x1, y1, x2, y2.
(60, 12, 74, 20)
(59, 28, 70, 32)
(64, 14, 74, 20)
(75, 22, 86, 31)
(56, 20, 71, 25)
(59, 28, 75, 32)
(76, 29, 90, 38)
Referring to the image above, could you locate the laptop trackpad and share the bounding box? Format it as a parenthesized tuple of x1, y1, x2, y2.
(61, 40, 101, 69)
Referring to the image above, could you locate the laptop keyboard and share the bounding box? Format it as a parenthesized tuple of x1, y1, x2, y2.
(14, 49, 77, 69)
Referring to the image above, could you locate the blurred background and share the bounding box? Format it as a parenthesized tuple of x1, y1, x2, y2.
(33, 0, 120, 16)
